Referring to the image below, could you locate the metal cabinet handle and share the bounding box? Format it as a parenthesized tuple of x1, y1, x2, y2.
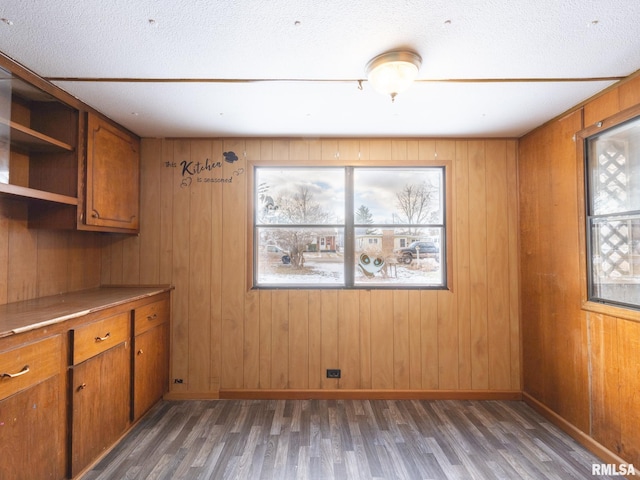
(137, 349, 144, 355)
(147, 313, 157, 321)
(95, 332, 111, 342)
(1, 365, 30, 378)
(78, 383, 87, 391)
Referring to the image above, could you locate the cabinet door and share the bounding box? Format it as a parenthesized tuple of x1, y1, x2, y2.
(0, 375, 65, 480)
(70, 341, 131, 477)
(133, 322, 169, 421)
(85, 112, 140, 232)
(0, 335, 65, 480)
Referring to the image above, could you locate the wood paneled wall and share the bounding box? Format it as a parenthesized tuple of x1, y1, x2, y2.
(519, 74, 640, 466)
(0, 199, 102, 304)
(101, 138, 521, 397)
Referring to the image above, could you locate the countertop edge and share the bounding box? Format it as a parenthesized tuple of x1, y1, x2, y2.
(0, 285, 173, 338)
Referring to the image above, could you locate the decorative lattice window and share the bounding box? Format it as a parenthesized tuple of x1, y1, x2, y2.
(585, 116, 640, 309)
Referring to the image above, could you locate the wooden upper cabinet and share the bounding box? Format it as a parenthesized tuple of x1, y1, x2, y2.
(0, 54, 142, 233)
(84, 112, 140, 233)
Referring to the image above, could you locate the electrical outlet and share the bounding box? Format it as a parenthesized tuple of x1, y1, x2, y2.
(326, 369, 341, 379)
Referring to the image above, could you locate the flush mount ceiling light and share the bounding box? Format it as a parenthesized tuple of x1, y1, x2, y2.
(365, 50, 422, 102)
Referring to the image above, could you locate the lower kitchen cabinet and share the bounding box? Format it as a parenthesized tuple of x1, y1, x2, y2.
(132, 297, 170, 421)
(0, 336, 65, 480)
(0, 286, 172, 479)
(70, 341, 131, 476)
(133, 325, 169, 421)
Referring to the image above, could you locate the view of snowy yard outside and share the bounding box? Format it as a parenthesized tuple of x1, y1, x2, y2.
(254, 166, 445, 287)
(257, 250, 442, 286)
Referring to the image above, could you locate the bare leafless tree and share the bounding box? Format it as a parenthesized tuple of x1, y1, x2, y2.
(269, 186, 330, 268)
(395, 182, 439, 235)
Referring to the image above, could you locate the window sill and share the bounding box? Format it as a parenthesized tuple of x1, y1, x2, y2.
(582, 300, 640, 323)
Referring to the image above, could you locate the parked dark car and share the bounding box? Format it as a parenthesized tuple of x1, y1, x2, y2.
(395, 241, 439, 264)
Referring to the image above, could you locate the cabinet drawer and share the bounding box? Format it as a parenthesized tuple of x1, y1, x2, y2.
(134, 298, 169, 336)
(72, 312, 130, 365)
(0, 335, 61, 401)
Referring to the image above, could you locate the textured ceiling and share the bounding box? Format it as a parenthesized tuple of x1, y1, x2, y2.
(0, 0, 639, 138)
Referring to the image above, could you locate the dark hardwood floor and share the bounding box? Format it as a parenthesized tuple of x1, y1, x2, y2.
(81, 399, 615, 479)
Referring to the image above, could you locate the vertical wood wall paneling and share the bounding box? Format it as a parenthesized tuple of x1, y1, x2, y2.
(505, 141, 521, 390)
(8, 201, 37, 302)
(320, 290, 339, 389)
(436, 140, 459, 390)
(549, 111, 589, 430)
(408, 290, 422, 389)
(266, 140, 290, 390)
(243, 140, 261, 389)
(139, 139, 162, 284)
(536, 127, 553, 410)
(187, 140, 214, 392)
(0, 199, 9, 303)
(391, 141, 410, 390)
(96, 234, 111, 286)
(338, 140, 360, 162)
(519, 77, 640, 468)
(485, 140, 511, 390)
(159, 139, 174, 285)
(617, 319, 640, 461)
(420, 290, 439, 389)
(110, 236, 125, 284)
(583, 89, 619, 128)
(589, 313, 622, 454)
(308, 288, 323, 389)
(589, 312, 640, 464)
(358, 290, 372, 389)
(454, 140, 472, 389)
(321, 139, 338, 163)
(435, 140, 456, 160)
(36, 230, 69, 297)
(122, 227, 140, 284)
(288, 139, 309, 161)
(518, 130, 545, 400)
(257, 141, 274, 391)
(370, 290, 394, 389)
(393, 290, 410, 389)
(66, 232, 92, 292)
(288, 290, 309, 389)
(437, 287, 458, 389)
(271, 289, 290, 389)
(468, 141, 489, 389)
(210, 140, 224, 392)
(338, 290, 360, 389)
(258, 289, 273, 389)
(105, 137, 521, 399)
(171, 140, 191, 392)
(221, 139, 246, 389)
(0, 210, 102, 305)
(619, 75, 640, 110)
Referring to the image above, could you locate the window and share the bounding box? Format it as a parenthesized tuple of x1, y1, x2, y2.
(584, 114, 640, 310)
(254, 166, 446, 288)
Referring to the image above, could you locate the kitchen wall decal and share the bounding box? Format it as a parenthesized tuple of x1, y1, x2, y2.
(164, 152, 244, 188)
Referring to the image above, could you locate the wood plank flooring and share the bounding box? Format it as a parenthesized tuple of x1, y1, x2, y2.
(81, 399, 616, 479)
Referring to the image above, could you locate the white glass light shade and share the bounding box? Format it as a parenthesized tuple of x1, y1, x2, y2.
(365, 51, 421, 100)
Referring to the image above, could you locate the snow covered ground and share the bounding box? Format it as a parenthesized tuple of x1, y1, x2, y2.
(257, 253, 442, 286)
